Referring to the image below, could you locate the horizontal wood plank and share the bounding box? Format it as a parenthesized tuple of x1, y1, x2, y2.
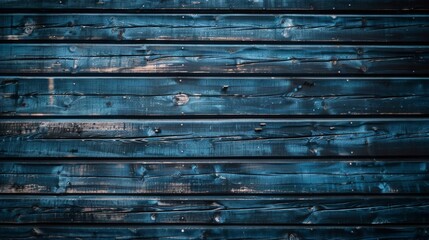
(0, 160, 428, 194)
(1, 119, 429, 158)
(0, 44, 428, 75)
(1, 225, 428, 239)
(2, 77, 429, 116)
(1, 195, 429, 224)
(0, 0, 428, 11)
(1, 14, 429, 42)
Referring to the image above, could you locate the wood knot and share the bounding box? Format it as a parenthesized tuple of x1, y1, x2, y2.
(174, 93, 189, 106)
(24, 19, 35, 35)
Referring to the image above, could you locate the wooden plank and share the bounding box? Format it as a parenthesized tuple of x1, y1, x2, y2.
(1, 119, 429, 158)
(2, 77, 429, 116)
(0, 0, 428, 11)
(1, 14, 429, 42)
(0, 44, 428, 75)
(0, 160, 428, 194)
(1, 195, 429, 224)
(0, 225, 428, 240)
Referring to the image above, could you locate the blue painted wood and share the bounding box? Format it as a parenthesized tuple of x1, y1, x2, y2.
(1, 160, 428, 194)
(1, 14, 428, 42)
(2, 77, 429, 116)
(0, 0, 428, 238)
(1, 119, 429, 158)
(0, 44, 428, 75)
(0, 0, 428, 11)
(1, 195, 429, 224)
(1, 225, 428, 240)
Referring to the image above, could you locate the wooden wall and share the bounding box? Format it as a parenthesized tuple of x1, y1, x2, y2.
(1, 1, 429, 239)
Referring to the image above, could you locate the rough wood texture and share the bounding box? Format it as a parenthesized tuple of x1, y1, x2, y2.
(1, 0, 428, 238)
(0, 44, 428, 75)
(1, 14, 428, 42)
(1, 161, 428, 194)
(1, 195, 429, 224)
(0, 0, 428, 11)
(1, 225, 428, 240)
(2, 77, 429, 116)
(1, 119, 429, 158)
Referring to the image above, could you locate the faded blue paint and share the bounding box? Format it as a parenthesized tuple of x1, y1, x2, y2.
(0, 0, 428, 239)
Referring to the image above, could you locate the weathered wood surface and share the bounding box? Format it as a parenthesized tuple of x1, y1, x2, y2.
(2, 77, 429, 116)
(1, 195, 429, 224)
(0, 44, 428, 75)
(1, 14, 429, 42)
(0, 0, 428, 11)
(1, 0, 428, 238)
(1, 161, 428, 194)
(1, 225, 428, 240)
(1, 119, 429, 158)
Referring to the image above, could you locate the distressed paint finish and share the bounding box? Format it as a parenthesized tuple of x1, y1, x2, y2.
(1, 0, 429, 239)
(1, 195, 429, 224)
(2, 77, 429, 116)
(1, 225, 429, 240)
(0, 160, 428, 194)
(1, 14, 429, 42)
(0, 44, 428, 75)
(1, 119, 429, 158)
(0, 0, 428, 11)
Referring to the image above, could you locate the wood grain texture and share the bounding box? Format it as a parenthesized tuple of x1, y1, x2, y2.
(1, 0, 428, 237)
(1, 195, 429, 224)
(1, 119, 429, 158)
(0, 160, 429, 194)
(1, 160, 428, 194)
(1, 225, 428, 240)
(2, 76, 429, 116)
(1, 14, 428, 42)
(0, 0, 428, 11)
(0, 44, 428, 75)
